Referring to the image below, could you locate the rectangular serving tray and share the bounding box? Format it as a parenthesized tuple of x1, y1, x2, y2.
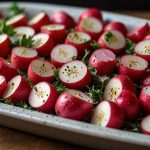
(0, 2, 150, 150)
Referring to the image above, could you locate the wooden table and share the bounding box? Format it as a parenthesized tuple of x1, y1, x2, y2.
(0, 11, 149, 150)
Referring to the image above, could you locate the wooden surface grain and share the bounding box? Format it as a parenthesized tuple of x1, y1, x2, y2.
(0, 11, 149, 150)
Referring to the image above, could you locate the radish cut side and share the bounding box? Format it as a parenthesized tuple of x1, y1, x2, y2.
(143, 86, 150, 96)
(141, 115, 150, 135)
(0, 34, 7, 43)
(0, 75, 5, 85)
(66, 89, 93, 103)
(91, 101, 110, 127)
(14, 26, 35, 37)
(41, 24, 65, 31)
(51, 44, 77, 64)
(32, 33, 49, 48)
(3, 75, 21, 98)
(29, 82, 50, 107)
(103, 78, 122, 101)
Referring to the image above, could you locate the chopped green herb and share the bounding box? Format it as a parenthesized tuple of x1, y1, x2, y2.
(17, 101, 32, 110)
(88, 66, 97, 75)
(105, 31, 113, 42)
(125, 39, 135, 55)
(4, 99, 13, 105)
(34, 87, 38, 92)
(90, 40, 100, 50)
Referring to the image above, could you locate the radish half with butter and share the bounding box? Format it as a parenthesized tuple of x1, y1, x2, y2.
(0, 34, 11, 58)
(103, 74, 135, 101)
(6, 14, 27, 27)
(59, 60, 91, 89)
(55, 89, 93, 120)
(65, 31, 91, 56)
(28, 82, 58, 113)
(76, 17, 103, 40)
(28, 59, 56, 84)
(91, 101, 124, 129)
(139, 86, 150, 114)
(11, 47, 38, 71)
(88, 48, 116, 76)
(50, 44, 78, 67)
(141, 115, 150, 135)
(134, 40, 150, 63)
(3, 75, 31, 104)
(28, 12, 50, 31)
(0, 57, 18, 82)
(98, 29, 126, 54)
(0, 75, 6, 97)
(14, 26, 35, 38)
(32, 33, 55, 57)
(127, 23, 149, 43)
(119, 55, 148, 81)
(41, 24, 66, 43)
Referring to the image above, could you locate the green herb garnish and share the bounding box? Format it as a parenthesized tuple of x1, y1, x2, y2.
(125, 39, 135, 55)
(4, 99, 13, 105)
(105, 31, 113, 42)
(17, 101, 32, 110)
(88, 66, 97, 75)
(81, 49, 90, 65)
(90, 40, 100, 50)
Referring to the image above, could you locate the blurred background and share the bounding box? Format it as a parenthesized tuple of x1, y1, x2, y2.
(1, 0, 150, 10)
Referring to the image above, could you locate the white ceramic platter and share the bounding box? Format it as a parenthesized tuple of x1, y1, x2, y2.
(0, 2, 150, 150)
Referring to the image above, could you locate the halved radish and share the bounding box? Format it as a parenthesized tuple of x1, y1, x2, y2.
(115, 89, 139, 121)
(65, 31, 91, 56)
(104, 22, 127, 36)
(0, 34, 11, 58)
(3, 75, 31, 104)
(59, 60, 91, 89)
(79, 8, 103, 22)
(134, 40, 150, 63)
(55, 89, 93, 120)
(14, 26, 35, 38)
(144, 34, 150, 40)
(0, 75, 6, 97)
(88, 48, 116, 76)
(127, 23, 149, 43)
(32, 33, 55, 57)
(50, 10, 75, 29)
(98, 29, 126, 54)
(119, 55, 148, 81)
(6, 14, 27, 27)
(142, 72, 150, 87)
(141, 115, 150, 135)
(50, 44, 78, 67)
(76, 17, 103, 40)
(139, 86, 150, 114)
(28, 59, 56, 84)
(28, 12, 50, 31)
(103, 74, 135, 101)
(11, 47, 38, 71)
(91, 101, 124, 129)
(41, 24, 66, 44)
(28, 81, 58, 113)
(0, 57, 18, 82)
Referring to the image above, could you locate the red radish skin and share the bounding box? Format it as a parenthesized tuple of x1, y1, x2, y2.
(11, 47, 38, 71)
(28, 12, 50, 32)
(98, 29, 126, 54)
(144, 34, 150, 40)
(59, 60, 91, 90)
(41, 24, 66, 43)
(142, 72, 150, 87)
(103, 74, 135, 102)
(14, 26, 35, 38)
(88, 48, 116, 76)
(119, 55, 148, 81)
(55, 89, 93, 120)
(0, 34, 11, 57)
(115, 89, 139, 121)
(76, 17, 103, 40)
(65, 31, 91, 56)
(32, 33, 55, 57)
(50, 10, 75, 29)
(28, 59, 56, 84)
(141, 115, 150, 135)
(6, 14, 27, 27)
(3, 75, 31, 104)
(0, 75, 6, 97)
(50, 44, 78, 67)
(134, 40, 150, 63)
(104, 22, 127, 36)
(91, 101, 124, 129)
(139, 86, 150, 115)
(127, 23, 149, 43)
(0, 57, 18, 82)
(79, 8, 103, 22)
(28, 82, 58, 113)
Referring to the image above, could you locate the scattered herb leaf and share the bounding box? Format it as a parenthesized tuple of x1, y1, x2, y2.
(17, 101, 32, 110)
(125, 39, 135, 55)
(88, 66, 97, 75)
(4, 99, 13, 105)
(105, 31, 113, 42)
(90, 40, 100, 50)
(81, 49, 90, 65)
